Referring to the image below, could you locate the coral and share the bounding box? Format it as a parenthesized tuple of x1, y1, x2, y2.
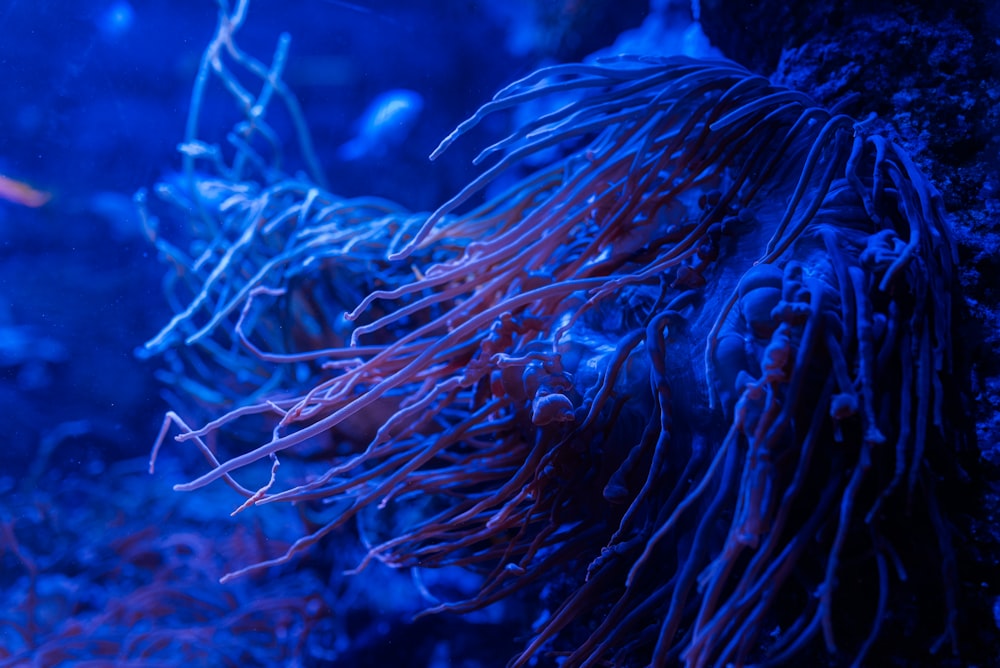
(0, 460, 325, 667)
(144, 3, 965, 665)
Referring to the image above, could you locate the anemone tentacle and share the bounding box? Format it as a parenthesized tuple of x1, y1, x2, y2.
(148, 45, 961, 667)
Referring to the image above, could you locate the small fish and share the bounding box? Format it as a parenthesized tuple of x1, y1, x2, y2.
(338, 89, 424, 161)
(0, 174, 50, 207)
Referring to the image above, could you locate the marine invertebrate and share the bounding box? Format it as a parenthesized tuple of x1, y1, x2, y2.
(0, 462, 326, 667)
(145, 3, 963, 665)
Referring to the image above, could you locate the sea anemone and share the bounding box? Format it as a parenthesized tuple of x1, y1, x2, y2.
(145, 6, 963, 665)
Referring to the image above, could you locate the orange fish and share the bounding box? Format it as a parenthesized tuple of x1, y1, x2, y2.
(0, 174, 51, 207)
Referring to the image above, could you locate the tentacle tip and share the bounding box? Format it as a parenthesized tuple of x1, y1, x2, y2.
(387, 246, 414, 262)
(531, 392, 575, 426)
(603, 481, 629, 504)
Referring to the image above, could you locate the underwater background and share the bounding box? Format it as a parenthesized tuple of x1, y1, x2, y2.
(2, 0, 999, 666)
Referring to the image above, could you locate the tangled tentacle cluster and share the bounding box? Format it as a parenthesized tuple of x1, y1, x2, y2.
(146, 18, 961, 665)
